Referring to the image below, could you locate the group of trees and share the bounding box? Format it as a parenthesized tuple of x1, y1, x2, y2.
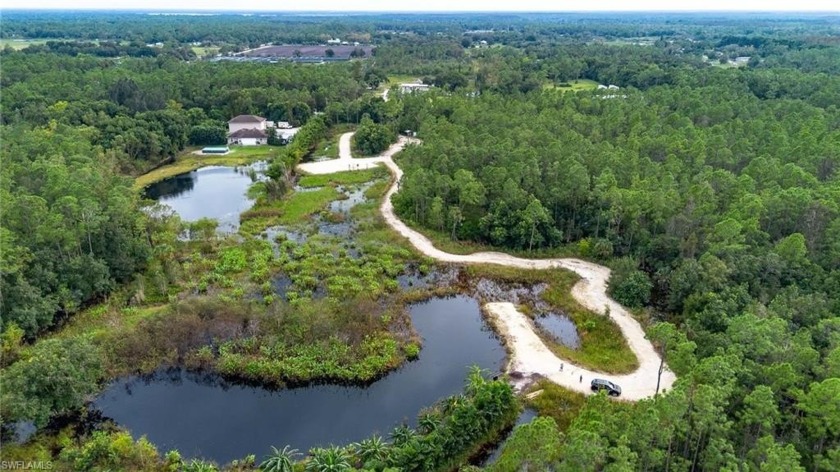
(1, 124, 150, 336)
(0, 45, 396, 339)
(0, 50, 378, 172)
(251, 368, 518, 471)
(352, 115, 396, 155)
(389, 27, 840, 471)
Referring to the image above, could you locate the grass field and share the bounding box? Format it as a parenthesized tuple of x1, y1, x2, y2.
(298, 167, 387, 188)
(0, 38, 50, 50)
(192, 46, 220, 57)
(544, 79, 601, 92)
(133, 146, 280, 189)
(239, 186, 341, 235)
(377, 75, 423, 93)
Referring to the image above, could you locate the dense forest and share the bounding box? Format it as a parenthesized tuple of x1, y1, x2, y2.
(2, 9, 839, 472)
(389, 24, 840, 472)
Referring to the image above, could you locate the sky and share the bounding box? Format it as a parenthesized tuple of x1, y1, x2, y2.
(5, 0, 839, 12)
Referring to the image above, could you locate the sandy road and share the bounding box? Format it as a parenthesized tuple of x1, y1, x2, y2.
(297, 132, 676, 400)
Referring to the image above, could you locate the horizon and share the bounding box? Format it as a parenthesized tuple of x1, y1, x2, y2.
(4, 8, 840, 13)
(3, 0, 839, 13)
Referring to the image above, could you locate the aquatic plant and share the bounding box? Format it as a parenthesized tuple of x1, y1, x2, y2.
(305, 446, 352, 472)
(259, 446, 300, 472)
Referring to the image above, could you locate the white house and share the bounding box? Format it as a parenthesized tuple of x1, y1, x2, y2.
(228, 128, 268, 146)
(228, 115, 267, 134)
(399, 83, 431, 94)
(228, 115, 269, 146)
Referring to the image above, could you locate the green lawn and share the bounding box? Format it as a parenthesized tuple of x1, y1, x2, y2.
(377, 75, 423, 94)
(0, 38, 50, 50)
(544, 79, 601, 92)
(298, 167, 387, 188)
(134, 146, 280, 189)
(191, 46, 220, 57)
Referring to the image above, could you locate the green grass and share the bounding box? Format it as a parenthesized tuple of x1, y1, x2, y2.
(466, 264, 638, 374)
(239, 186, 341, 235)
(191, 46, 220, 57)
(37, 304, 167, 344)
(0, 38, 50, 50)
(310, 125, 354, 160)
(298, 167, 387, 188)
(134, 146, 279, 189)
(383, 75, 422, 90)
(278, 187, 340, 224)
(597, 37, 657, 47)
(544, 79, 600, 92)
(541, 272, 639, 374)
(524, 380, 588, 431)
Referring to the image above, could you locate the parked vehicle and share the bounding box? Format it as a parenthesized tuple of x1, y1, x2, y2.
(591, 378, 622, 396)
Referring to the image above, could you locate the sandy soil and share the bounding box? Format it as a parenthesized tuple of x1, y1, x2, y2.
(297, 132, 677, 401)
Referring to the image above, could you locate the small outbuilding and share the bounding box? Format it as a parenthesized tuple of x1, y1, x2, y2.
(201, 146, 230, 154)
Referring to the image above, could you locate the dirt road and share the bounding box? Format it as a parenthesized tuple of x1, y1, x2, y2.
(297, 132, 677, 400)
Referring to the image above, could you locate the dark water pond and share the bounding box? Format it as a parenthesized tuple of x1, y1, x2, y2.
(93, 295, 504, 464)
(534, 312, 581, 349)
(479, 408, 539, 466)
(144, 163, 265, 234)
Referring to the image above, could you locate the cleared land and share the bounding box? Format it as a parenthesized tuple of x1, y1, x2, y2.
(545, 79, 600, 92)
(134, 146, 279, 189)
(0, 38, 50, 50)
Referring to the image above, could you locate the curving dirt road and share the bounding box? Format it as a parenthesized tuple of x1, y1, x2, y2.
(297, 132, 676, 401)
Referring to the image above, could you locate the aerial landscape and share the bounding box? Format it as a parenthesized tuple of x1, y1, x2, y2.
(0, 4, 839, 471)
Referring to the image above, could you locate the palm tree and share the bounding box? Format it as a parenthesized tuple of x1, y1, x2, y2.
(353, 435, 389, 463)
(260, 446, 300, 472)
(305, 446, 352, 472)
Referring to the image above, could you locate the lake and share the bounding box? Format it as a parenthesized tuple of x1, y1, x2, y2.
(93, 295, 505, 464)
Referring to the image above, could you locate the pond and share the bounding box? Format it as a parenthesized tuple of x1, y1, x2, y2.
(92, 295, 505, 464)
(534, 312, 581, 349)
(143, 162, 266, 234)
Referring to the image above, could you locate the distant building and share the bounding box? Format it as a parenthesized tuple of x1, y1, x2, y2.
(399, 83, 431, 94)
(227, 115, 269, 145)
